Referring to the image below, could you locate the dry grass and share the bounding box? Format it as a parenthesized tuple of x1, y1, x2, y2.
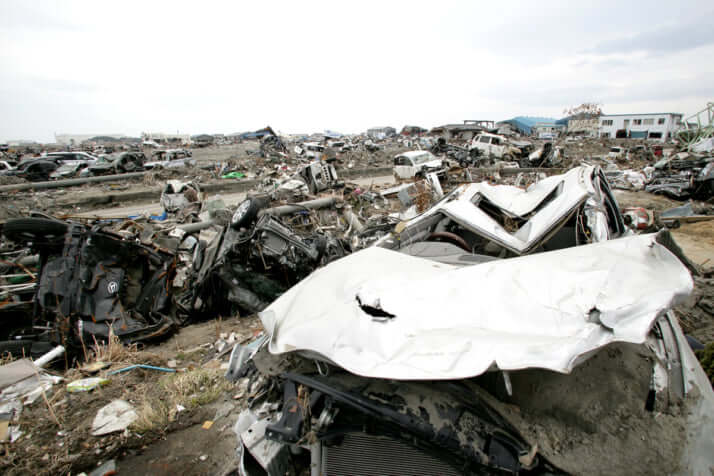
(88, 330, 139, 364)
(132, 368, 233, 433)
(0, 350, 17, 364)
(80, 327, 161, 373)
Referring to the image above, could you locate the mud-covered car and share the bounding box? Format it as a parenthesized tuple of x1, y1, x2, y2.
(85, 152, 145, 176)
(0, 217, 177, 357)
(43, 151, 99, 165)
(49, 162, 88, 180)
(645, 156, 714, 200)
(229, 166, 713, 475)
(144, 149, 195, 170)
(1, 159, 58, 181)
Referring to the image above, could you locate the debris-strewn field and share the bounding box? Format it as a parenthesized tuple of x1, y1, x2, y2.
(1, 316, 262, 475)
(1, 131, 713, 475)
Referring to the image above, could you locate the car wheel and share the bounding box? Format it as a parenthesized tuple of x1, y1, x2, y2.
(2, 218, 69, 244)
(230, 196, 266, 229)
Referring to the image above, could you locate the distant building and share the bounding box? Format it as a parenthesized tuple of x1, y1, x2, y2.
(463, 120, 495, 129)
(598, 113, 683, 141)
(55, 133, 125, 146)
(497, 117, 558, 136)
(533, 122, 563, 139)
(141, 132, 191, 144)
(565, 116, 600, 137)
(430, 121, 493, 141)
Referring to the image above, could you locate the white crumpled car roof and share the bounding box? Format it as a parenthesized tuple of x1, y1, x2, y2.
(402, 166, 597, 254)
(260, 234, 692, 380)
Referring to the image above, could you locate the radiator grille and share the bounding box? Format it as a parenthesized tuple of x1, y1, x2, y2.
(323, 432, 462, 476)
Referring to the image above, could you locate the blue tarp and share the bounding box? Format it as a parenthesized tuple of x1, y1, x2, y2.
(500, 116, 558, 135)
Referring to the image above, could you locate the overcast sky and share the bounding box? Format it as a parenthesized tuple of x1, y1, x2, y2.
(1, 0, 713, 142)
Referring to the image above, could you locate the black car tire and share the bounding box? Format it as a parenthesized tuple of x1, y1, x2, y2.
(3, 218, 69, 243)
(231, 197, 265, 229)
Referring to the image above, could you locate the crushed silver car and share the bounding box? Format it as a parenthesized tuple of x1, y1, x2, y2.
(228, 166, 713, 475)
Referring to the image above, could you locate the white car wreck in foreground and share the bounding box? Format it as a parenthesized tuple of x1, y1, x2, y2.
(230, 166, 714, 475)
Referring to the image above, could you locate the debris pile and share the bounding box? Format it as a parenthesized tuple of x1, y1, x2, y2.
(1, 126, 713, 474)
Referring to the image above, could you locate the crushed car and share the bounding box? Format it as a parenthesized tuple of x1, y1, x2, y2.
(159, 180, 203, 221)
(49, 162, 88, 180)
(0, 217, 178, 357)
(393, 150, 445, 180)
(1, 159, 58, 181)
(468, 133, 525, 163)
(521, 141, 563, 168)
(43, 151, 99, 165)
(177, 195, 348, 319)
(294, 142, 325, 160)
(144, 148, 195, 170)
(228, 165, 714, 475)
(645, 155, 714, 200)
(85, 151, 146, 176)
(261, 160, 343, 199)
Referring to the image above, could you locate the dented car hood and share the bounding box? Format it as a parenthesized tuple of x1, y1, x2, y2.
(260, 233, 692, 380)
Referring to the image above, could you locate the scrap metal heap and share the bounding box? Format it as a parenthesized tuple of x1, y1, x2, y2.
(228, 165, 713, 475)
(0, 169, 447, 356)
(0, 140, 713, 474)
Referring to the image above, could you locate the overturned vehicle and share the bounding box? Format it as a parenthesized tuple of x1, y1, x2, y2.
(645, 155, 714, 200)
(230, 166, 713, 475)
(179, 195, 348, 319)
(0, 217, 177, 357)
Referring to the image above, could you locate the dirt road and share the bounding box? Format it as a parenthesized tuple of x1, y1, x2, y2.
(73, 175, 394, 218)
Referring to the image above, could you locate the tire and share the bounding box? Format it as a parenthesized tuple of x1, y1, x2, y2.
(2, 218, 69, 244)
(231, 196, 267, 229)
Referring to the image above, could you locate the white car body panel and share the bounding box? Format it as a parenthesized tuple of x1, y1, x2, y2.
(259, 234, 692, 380)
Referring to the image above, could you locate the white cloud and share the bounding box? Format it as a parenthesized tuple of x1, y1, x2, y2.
(1, 0, 712, 142)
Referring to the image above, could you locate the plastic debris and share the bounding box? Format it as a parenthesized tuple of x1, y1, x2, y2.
(221, 171, 245, 179)
(67, 377, 110, 393)
(91, 400, 137, 436)
(106, 364, 176, 375)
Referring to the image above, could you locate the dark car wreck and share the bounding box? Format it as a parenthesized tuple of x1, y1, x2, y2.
(0, 217, 177, 357)
(228, 166, 714, 475)
(645, 155, 714, 200)
(178, 195, 348, 319)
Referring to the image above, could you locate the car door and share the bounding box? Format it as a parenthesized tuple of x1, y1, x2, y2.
(491, 137, 504, 157)
(58, 153, 77, 165)
(394, 156, 413, 179)
(477, 135, 491, 156)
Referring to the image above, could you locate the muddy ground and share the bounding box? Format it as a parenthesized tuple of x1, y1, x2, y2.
(0, 143, 405, 221)
(1, 316, 262, 476)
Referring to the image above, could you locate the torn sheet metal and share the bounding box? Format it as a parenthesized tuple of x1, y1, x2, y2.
(385, 166, 599, 254)
(260, 234, 692, 380)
